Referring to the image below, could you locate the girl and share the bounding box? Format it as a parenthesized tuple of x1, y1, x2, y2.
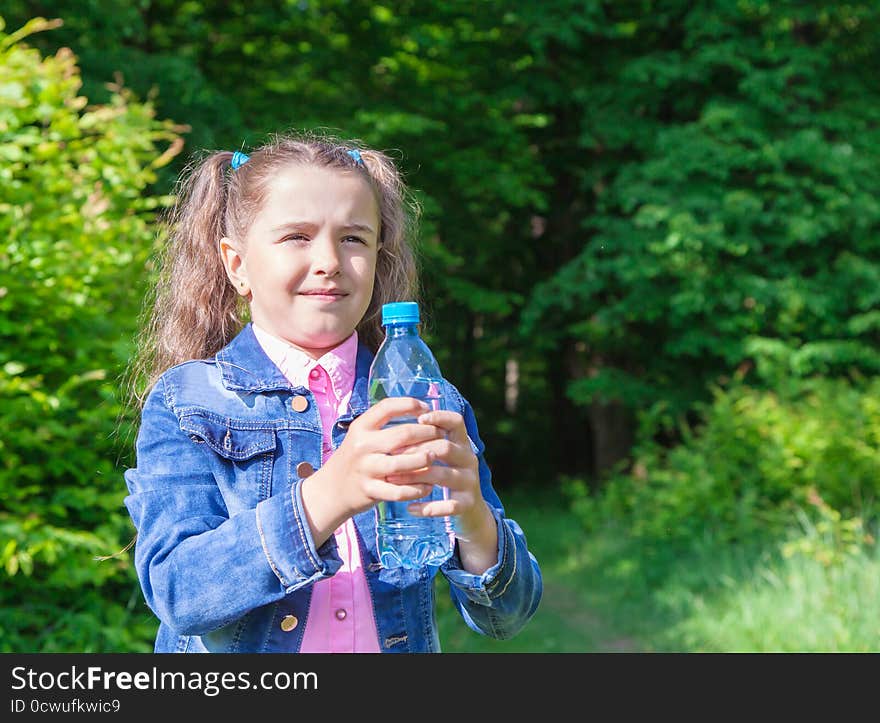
(123, 131, 542, 653)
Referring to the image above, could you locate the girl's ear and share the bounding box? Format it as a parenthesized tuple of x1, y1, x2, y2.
(219, 237, 250, 297)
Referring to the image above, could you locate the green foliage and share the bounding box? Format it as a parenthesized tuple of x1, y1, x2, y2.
(663, 535, 880, 652)
(2, 2, 879, 651)
(0, 16, 179, 651)
(781, 489, 874, 568)
(520, 1, 880, 423)
(7, 1, 880, 480)
(1, 0, 562, 479)
(573, 376, 880, 554)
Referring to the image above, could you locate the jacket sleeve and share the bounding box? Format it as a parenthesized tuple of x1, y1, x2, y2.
(123, 376, 341, 636)
(439, 385, 543, 640)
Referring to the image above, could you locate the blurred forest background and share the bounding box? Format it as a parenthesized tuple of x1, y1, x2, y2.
(2, 1, 879, 652)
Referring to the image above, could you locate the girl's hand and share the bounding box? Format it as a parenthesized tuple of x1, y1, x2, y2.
(387, 409, 499, 574)
(300, 397, 446, 546)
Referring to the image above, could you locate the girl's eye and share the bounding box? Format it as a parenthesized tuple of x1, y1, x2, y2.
(282, 234, 309, 244)
(343, 235, 367, 245)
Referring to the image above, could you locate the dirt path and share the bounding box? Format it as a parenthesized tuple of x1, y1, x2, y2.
(540, 580, 640, 653)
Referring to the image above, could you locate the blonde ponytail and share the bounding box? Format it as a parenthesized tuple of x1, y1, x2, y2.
(128, 151, 245, 406)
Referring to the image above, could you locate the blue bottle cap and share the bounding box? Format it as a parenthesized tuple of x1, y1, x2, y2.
(381, 301, 420, 325)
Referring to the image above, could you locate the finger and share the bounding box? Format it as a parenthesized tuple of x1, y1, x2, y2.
(416, 410, 470, 446)
(385, 467, 437, 485)
(369, 449, 436, 477)
(360, 397, 431, 429)
(387, 465, 470, 491)
(381, 421, 445, 454)
(365, 479, 434, 502)
(407, 498, 459, 518)
(391, 436, 472, 469)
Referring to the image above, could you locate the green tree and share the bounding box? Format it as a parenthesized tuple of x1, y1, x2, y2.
(3, 0, 561, 484)
(0, 16, 182, 651)
(520, 0, 880, 477)
(8, 1, 879, 489)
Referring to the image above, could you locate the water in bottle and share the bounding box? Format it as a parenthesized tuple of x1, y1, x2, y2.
(368, 301, 455, 569)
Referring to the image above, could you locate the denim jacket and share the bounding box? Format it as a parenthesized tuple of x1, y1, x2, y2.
(124, 324, 542, 653)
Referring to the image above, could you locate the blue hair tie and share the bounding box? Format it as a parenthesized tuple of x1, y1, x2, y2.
(231, 151, 250, 170)
(347, 149, 364, 166)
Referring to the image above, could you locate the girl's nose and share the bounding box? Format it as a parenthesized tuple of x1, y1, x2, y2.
(312, 236, 342, 276)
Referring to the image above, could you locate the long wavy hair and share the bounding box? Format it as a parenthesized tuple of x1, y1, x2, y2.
(126, 130, 421, 409)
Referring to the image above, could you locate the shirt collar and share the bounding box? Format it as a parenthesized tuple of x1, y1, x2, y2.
(252, 323, 358, 399)
(215, 324, 373, 417)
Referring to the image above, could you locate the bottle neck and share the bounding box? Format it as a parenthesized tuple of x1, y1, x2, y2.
(384, 323, 419, 339)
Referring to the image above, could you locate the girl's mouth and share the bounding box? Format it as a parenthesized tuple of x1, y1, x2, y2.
(300, 290, 347, 301)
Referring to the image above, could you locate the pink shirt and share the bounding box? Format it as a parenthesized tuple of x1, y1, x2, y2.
(253, 324, 381, 653)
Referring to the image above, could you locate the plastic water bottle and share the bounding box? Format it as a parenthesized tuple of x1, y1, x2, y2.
(368, 301, 455, 569)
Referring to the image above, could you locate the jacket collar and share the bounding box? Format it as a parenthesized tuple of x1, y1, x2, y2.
(215, 324, 374, 415)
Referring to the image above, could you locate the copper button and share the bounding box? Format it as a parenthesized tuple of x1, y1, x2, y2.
(334, 608, 347, 621)
(296, 461, 314, 478)
(280, 615, 298, 632)
(291, 395, 309, 412)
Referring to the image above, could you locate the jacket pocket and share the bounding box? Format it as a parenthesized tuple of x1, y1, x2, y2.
(180, 413, 276, 460)
(179, 412, 277, 509)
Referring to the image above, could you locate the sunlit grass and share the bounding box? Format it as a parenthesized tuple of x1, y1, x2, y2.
(664, 542, 880, 652)
(437, 485, 880, 653)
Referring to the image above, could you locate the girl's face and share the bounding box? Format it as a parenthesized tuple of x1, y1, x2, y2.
(221, 163, 381, 359)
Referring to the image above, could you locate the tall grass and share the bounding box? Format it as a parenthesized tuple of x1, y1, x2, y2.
(436, 484, 880, 653)
(662, 512, 880, 652)
(668, 544, 880, 651)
